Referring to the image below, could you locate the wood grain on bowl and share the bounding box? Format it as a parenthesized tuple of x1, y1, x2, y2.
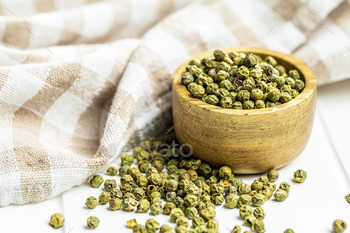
(172, 47, 317, 174)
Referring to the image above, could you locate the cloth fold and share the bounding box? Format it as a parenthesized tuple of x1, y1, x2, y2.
(0, 0, 349, 206)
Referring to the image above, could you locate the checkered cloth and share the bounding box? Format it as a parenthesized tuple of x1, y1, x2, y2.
(0, 0, 349, 206)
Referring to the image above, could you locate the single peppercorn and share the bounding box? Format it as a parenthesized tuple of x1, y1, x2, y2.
(284, 229, 294, 233)
(85, 196, 98, 209)
(99, 192, 111, 205)
(176, 216, 189, 228)
(109, 198, 122, 211)
(106, 166, 118, 175)
(254, 207, 266, 220)
(225, 194, 239, 209)
(145, 218, 160, 233)
(243, 215, 256, 227)
(238, 183, 251, 194)
(49, 213, 65, 228)
(104, 179, 116, 191)
(127, 219, 137, 228)
(333, 219, 347, 233)
(252, 193, 266, 207)
(150, 202, 163, 216)
(133, 224, 147, 233)
(239, 205, 253, 219)
(267, 169, 279, 182)
(87, 216, 100, 229)
(345, 193, 350, 204)
(170, 208, 185, 222)
(293, 169, 307, 183)
(90, 175, 104, 188)
(123, 197, 137, 211)
(274, 188, 289, 202)
(231, 225, 241, 233)
(160, 225, 173, 233)
(252, 219, 265, 233)
(279, 182, 291, 193)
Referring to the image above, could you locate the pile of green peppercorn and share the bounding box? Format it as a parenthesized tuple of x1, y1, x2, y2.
(49, 128, 348, 232)
(81, 129, 309, 233)
(181, 49, 305, 109)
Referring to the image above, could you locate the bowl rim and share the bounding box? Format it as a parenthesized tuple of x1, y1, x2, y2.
(173, 46, 316, 116)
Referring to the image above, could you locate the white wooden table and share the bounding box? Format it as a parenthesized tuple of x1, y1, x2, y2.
(1, 79, 350, 233)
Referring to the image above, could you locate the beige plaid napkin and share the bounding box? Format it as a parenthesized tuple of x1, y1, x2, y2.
(0, 0, 349, 206)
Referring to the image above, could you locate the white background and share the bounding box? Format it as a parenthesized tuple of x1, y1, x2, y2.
(0, 79, 350, 233)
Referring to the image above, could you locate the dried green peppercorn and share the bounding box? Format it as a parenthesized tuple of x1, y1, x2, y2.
(184, 207, 198, 220)
(133, 224, 147, 233)
(274, 188, 289, 202)
(182, 72, 195, 86)
(295, 79, 305, 92)
(165, 179, 178, 192)
(104, 179, 116, 191)
(160, 202, 174, 215)
(204, 95, 219, 105)
(145, 218, 160, 233)
(99, 192, 111, 205)
(193, 216, 205, 227)
(121, 153, 134, 166)
(279, 182, 291, 193)
(90, 175, 104, 188)
(238, 194, 251, 207)
(248, 192, 264, 206)
(259, 186, 274, 200)
(288, 70, 300, 80)
(231, 225, 241, 233)
(211, 193, 224, 205)
(176, 225, 188, 233)
(199, 208, 215, 222)
(333, 219, 347, 233)
(184, 194, 198, 207)
(345, 193, 350, 204)
(108, 198, 121, 211)
(293, 169, 307, 183)
(160, 225, 173, 233)
(252, 219, 265, 233)
(85, 196, 98, 209)
(267, 169, 279, 182)
(207, 219, 219, 229)
(123, 197, 137, 211)
(224, 194, 238, 209)
(219, 166, 232, 179)
(238, 183, 251, 194)
(135, 198, 149, 213)
(119, 166, 129, 176)
(254, 207, 265, 220)
(87, 216, 99, 229)
(251, 180, 263, 191)
(170, 208, 185, 222)
(176, 216, 189, 228)
(284, 229, 294, 233)
(150, 202, 163, 216)
(239, 205, 253, 219)
(243, 216, 256, 227)
(106, 166, 118, 175)
(49, 213, 65, 228)
(127, 219, 137, 228)
(120, 183, 133, 194)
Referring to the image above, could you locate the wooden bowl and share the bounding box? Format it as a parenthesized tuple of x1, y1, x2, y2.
(172, 47, 317, 174)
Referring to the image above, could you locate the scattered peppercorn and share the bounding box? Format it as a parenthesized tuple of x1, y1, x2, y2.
(49, 213, 65, 228)
(333, 219, 347, 233)
(87, 216, 99, 229)
(85, 196, 98, 209)
(90, 175, 104, 188)
(293, 169, 307, 183)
